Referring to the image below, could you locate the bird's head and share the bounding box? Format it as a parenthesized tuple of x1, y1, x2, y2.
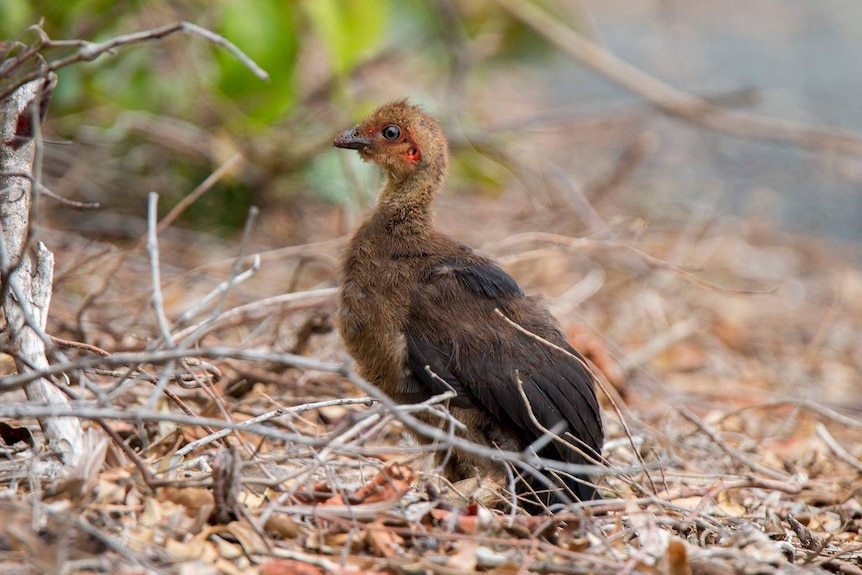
(333, 99, 448, 184)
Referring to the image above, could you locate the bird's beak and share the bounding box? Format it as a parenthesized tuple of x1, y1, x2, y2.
(333, 126, 373, 150)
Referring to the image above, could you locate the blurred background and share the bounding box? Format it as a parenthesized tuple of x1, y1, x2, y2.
(4, 0, 862, 248)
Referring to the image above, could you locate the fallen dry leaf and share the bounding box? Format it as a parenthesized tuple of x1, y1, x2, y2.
(261, 560, 325, 575)
(325, 462, 415, 506)
(365, 518, 404, 558)
(445, 539, 479, 572)
(157, 486, 216, 518)
(264, 513, 303, 539)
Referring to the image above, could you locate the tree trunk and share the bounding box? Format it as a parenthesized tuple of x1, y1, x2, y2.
(1, 75, 83, 468)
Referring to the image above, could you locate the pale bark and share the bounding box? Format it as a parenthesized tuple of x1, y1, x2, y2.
(1, 76, 84, 468)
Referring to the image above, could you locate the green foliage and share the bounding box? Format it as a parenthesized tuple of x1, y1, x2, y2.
(90, 46, 184, 112)
(19, 1, 166, 115)
(22, 0, 140, 42)
(0, 0, 33, 38)
(303, 0, 390, 77)
(215, 0, 299, 124)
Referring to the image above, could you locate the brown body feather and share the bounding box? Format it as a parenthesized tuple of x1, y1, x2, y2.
(334, 100, 603, 512)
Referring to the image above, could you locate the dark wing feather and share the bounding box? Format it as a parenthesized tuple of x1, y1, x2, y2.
(406, 253, 603, 506)
(405, 332, 474, 409)
(458, 336, 604, 463)
(440, 257, 525, 299)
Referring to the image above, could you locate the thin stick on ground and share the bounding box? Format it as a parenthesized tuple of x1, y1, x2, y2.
(678, 407, 795, 482)
(174, 255, 261, 327)
(815, 423, 862, 473)
(174, 397, 376, 458)
(176, 205, 260, 347)
(170, 287, 338, 343)
(146, 192, 174, 348)
(0, 346, 343, 390)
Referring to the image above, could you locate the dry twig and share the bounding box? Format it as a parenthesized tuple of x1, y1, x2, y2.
(0, 21, 268, 101)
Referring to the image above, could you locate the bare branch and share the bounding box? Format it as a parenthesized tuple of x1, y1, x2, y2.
(174, 255, 260, 327)
(170, 287, 338, 342)
(815, 423, 862, 473)
(175, 205, 260, 346)
(0, 346, 341, 390)
(495, 0, 862, 155)
(146, 192, 174, 347)
(0, 21, 269, 102)
(174, 397, 376, 458)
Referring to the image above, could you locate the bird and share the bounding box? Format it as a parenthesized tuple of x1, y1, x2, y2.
(333, 99, 603, 513)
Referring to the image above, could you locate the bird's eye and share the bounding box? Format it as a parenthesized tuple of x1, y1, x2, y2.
(381, 125, 401, 141)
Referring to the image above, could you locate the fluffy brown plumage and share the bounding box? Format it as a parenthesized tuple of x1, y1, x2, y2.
(334, 100, 603, 512)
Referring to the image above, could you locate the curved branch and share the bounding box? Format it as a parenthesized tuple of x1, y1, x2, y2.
(495, 0, 862, 155)
(0, 21, 269, 102)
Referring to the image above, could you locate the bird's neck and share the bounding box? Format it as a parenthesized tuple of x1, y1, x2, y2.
(374, 165, 446, 238)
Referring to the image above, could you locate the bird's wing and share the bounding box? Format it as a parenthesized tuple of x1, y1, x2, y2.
(405, 255, 603, 463)
(441, 256, 524, 298)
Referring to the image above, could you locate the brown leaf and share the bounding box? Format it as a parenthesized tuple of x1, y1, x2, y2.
(666, 538, 692, 575)
(224, 520, 269, 555)
(366, 518, 404, 558)
(444, 477, 502, 507)
(165, 536, 214, 563)
(93, 479, 127, 505)
(211, 536, 243, 560)
(265, 513, 303, 539)
(157, 487, 216, 518)
(261, 560, 325, 575)
(326, 462, 415, 506)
